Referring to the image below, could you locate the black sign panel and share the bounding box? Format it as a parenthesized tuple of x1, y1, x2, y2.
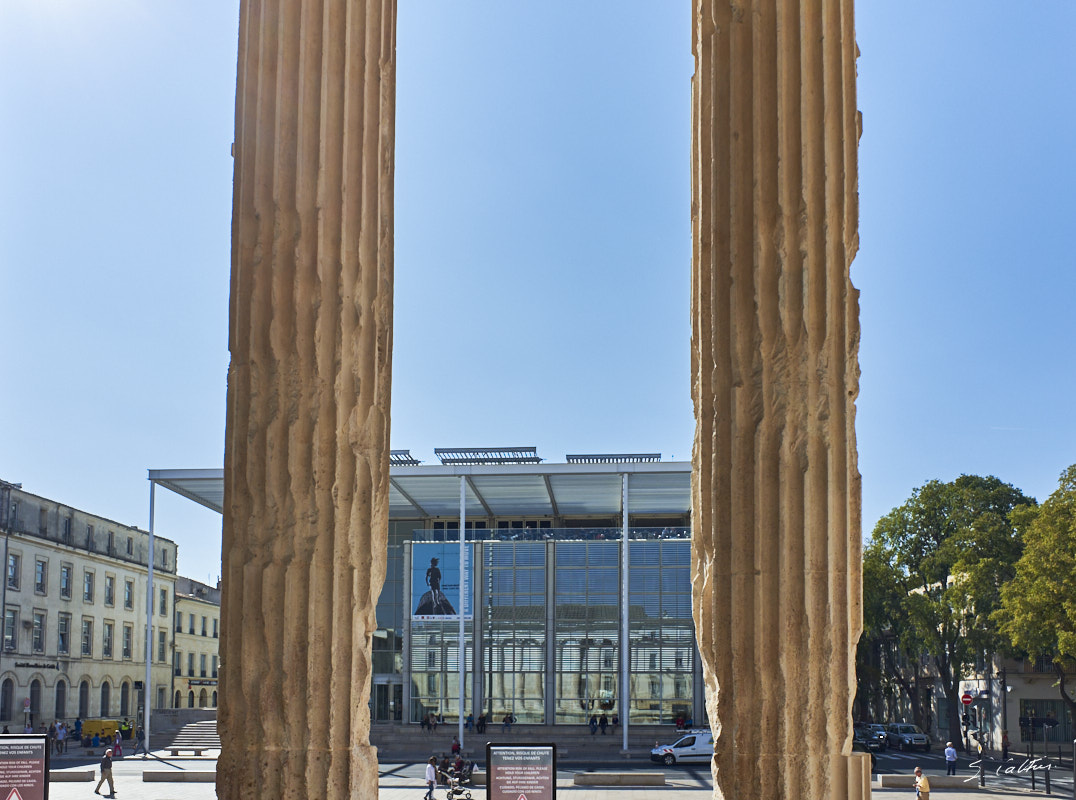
(0, 735, 49, 800)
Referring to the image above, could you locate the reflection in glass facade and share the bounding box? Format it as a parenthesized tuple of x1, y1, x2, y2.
(627, 541, 694, 723)
(401, 531, 698, 726)
(554, 542, 620, 724)
(485, 542, 546, 722)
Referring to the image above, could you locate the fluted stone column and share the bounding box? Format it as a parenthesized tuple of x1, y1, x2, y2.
(220, 1, 396, 798)
(690, 2, 868, 799)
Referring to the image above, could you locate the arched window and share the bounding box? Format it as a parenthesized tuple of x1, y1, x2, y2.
(211, 691, 218, 707)
(29, 680, 41, 720)
(120, 682, 130, 717)
(187, 691, 194, 708)
(174, 691, 181, 709)
(100, 682, 110, 717)
(79, 681, 89, 718)
(55, 680, 67, 719)
(198, 689, 208, 708)
(0, 679, 13, 721)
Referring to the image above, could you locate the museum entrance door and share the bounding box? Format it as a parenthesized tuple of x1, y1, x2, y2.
(372, 679, 403, 722)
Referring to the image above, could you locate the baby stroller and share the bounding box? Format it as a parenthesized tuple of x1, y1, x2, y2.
(439, 769, 472, 800)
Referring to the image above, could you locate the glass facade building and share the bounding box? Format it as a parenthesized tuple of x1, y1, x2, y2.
(397, 528, 699, 727)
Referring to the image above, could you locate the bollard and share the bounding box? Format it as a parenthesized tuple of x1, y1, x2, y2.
(1044, 760, 1050, 794)
(978, 756, 985, 788)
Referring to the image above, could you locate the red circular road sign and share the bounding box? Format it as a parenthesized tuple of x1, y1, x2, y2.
(961, 692, 973, 705)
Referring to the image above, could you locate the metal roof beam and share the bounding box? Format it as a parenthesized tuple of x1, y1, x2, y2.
(542, 475, 560, 518)
(464, 476, 494, 519)
(390, 478, 430, 519)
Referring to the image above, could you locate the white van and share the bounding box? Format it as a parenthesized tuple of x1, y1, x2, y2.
(649, 730, 714, 765)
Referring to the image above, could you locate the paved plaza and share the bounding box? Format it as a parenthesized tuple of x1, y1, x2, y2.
(42, 751, 1073, 800)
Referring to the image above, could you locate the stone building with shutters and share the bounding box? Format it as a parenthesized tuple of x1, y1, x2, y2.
(0, 479, 176, 728)
(172, 576, 220, 709)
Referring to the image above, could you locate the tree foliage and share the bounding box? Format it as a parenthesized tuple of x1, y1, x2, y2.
(867, 474, 1034, 748)
(995, 464, 1076, 724)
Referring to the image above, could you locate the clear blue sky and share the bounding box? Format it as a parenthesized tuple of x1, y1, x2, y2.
(2, 1, 1073, 584)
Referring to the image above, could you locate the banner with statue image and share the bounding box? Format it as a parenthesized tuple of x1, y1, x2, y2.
(411, 542, 473, 621)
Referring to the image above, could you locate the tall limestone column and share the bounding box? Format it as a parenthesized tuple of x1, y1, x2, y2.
(219, 1, 396, 798)
(690, 2, 869, 799)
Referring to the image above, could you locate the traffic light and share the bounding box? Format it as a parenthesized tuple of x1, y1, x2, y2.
(962, 712, 969, 729)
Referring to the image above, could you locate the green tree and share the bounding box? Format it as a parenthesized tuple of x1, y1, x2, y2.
(995, 464, 1076, 727)
(869, 475, 1034, 749)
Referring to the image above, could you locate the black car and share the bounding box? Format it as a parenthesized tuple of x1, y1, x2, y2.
(851, 738, 877, 771)
(853, 722, 885, 751)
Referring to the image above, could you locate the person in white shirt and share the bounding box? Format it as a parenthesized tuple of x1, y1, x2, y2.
(424, 756, 437, 800)
(944, 741, 958, 775)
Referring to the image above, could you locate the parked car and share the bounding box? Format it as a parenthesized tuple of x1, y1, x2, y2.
(650, 730, 714, 765)
(868, 723, 888, 751)
(886, 722, 930, 752)
(852, 724, 884, 752)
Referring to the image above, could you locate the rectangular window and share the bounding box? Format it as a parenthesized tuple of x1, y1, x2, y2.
(188, 614, 195, 634)
(126, 536, 133, 556)
(3, 609, 16, 650)
(32, 611, 45, 653)
(122, 624, 132, 659)
(107, 530, 114, 553)
(103, 622, 114, 658)
(6, 553, 20, 590)
(174, 651, 182, 676)
(104, 575, 115, 606)
(187, 652, 194, 677)
(38, 508, 47, 534)
(158, 629, 166, 662)
(213, 618, 219, 638)
(83, 571, 94, 603)
(60, 564, 72, 599)
(200, 654, 207, 677)
(33, 559, 46, 594)
(124, 579, 134, 610)
(159, 588, 167, 616)
(201, 616, 207, 636)
(57, 613, 71, 654)
(81, 618, 93, 656)
(176, 610, 182, 629)
(63, 516, 72, 542)
(86, 524, 94, 552)
(212, 655, 218, 678)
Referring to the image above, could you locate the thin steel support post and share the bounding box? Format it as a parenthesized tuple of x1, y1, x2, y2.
(459, 476, 466, 749)
(621, 473, 629, 754)
(144, 479, 155, 758)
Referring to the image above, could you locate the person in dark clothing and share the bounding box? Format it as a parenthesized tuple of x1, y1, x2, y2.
(599, 714, 608, 735)
(94, 748, 115, 796)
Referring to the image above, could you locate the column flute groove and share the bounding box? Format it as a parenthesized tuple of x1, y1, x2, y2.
(221, 1, 396, 798)
(691, 1, 867, 798)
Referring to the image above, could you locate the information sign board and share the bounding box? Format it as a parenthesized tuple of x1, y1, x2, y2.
(0, 735, 49, 800)
(486, 743, 556, 800)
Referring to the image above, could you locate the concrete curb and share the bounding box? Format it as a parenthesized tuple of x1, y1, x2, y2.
(49, 770, 94, 782)
(143, 771, 217, 783)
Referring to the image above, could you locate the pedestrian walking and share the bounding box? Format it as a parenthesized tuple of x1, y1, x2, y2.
(944, 741, 957, 775)
(423, 756, 437, 800)
(132, 726, 146, 756)
(588, 715, 598, 735)
(599, 713, 608, 735)
(913, 766, 930, 800)
(94, 748, 116, 797)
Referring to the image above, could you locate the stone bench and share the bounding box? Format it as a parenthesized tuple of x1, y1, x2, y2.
(574, 772, 665, 786)
(878, 774, 983, 789)
(169, 748, 205, 757)
(144, 770, 217, 782)
(49, 770, 94, 782)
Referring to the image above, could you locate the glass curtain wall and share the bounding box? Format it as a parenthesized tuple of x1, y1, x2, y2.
(484, 541, 546, 723)
(553, 541, 620, 724)
(410, 621, 473, 722)
(373, 520, 414, 676)
(628, 540, 693, 724)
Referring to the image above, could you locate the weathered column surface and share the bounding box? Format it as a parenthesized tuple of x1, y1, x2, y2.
(220, 1, 396, 798)
(690, 2, 868, 799)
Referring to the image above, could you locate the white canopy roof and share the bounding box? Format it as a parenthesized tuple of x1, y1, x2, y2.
(149, 461, 691, 520)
